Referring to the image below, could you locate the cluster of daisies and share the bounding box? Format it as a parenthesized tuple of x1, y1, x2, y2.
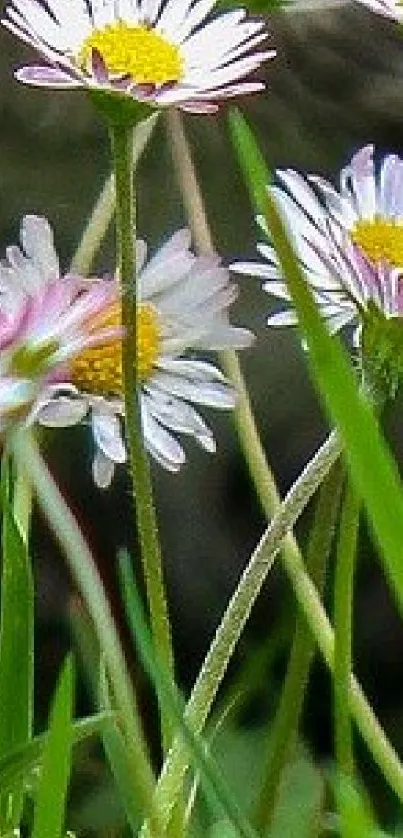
(3, 145, 403, 485)
(0, 0, 402, 486)
(0, 217, 253, 486)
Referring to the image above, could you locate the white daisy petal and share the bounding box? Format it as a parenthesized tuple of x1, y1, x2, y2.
(2, 0, 272, 111)
(152, 371, 236, 409)
(93, 449, 116, 489)
(142, 403, 186, 472)
(354, 0, 403, 18)
(92, 411, 126, 463)
(45, 227, 251, 484)
(35, 396, 88, 426)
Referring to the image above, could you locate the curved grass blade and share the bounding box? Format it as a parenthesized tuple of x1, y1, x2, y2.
(118, 551, 260, 838)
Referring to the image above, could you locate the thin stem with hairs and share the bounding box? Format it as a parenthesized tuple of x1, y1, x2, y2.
(334, 479, 360, 781)
(254, 461, 344, 833)
(12, 431, 161, 837)
(109, 120, 174, 752)
(139, 431, 343, 837)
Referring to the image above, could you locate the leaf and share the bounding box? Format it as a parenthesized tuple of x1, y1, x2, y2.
(99, 661, 142, 835)
(334, 773, 377, 838)
(228, 107, 403, 619)
(0, 458, 34, 829)
(269, 752, 324, 838)
(0, 712, 112, 792)
(32, 655, 74, 838)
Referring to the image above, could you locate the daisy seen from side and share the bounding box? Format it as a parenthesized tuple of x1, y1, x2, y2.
(233, 144, 403, 334)
(1, 0, 274, 113)
(232, 145, 403, 396)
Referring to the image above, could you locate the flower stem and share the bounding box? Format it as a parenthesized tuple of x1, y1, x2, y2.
(254, 461, 344, 834)
(165, 106, 305, 522)
(109, 121, 174, 752)
(70, 113, 159, 277)
(12, 431, 161, 837)
(163, 106, 403, 821)
(334, 479, 360, 781)
(139, 431, 342, 837)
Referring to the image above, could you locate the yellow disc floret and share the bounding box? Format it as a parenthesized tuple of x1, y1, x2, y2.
(71, 301, 161, 396)
(351, 217, 403, 268)
(79, 21, 183, 84)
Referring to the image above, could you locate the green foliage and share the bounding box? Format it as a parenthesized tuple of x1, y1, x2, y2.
(32, 655, 74, 838)
(0, 712, 112, 792)
(217, 0, 287, 13)
(333, 774, 379, 838)
(99, 661, 143, 836)
(361, 302, 403, 401)
(118, 550, 260, 838)
(0, 458, 34, 831)
(269, 752, 324, 838)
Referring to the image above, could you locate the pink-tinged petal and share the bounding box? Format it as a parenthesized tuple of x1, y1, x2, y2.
(23, 280, 76, 339)
(90, 47, 109, 82)
(48, 280, 116, 338)
(0, 302, 31, 348)
(21, 215, 60, 279)
(15, 64, 83, 87)
(55, 325, 123, 363)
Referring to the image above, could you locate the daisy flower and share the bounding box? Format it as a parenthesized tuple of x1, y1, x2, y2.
(1, 0, 274, 113)
(233, 144, 403, 335)
(0, 215, 122, 435)
(37, 228, 254, 488)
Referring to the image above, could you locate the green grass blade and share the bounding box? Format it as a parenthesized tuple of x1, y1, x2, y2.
(0, 712, 112, 791)
(32, 655, 74, 838)
(228, 108, 403, 618)
(228, 109, 270, 210)
(334, 774, 377, 838)
(99, 660, 144, 836)
(118, 551, 260, 838)
(0, 458, 34, 829)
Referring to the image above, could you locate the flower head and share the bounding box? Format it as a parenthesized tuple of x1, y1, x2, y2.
(232, 145, 403, 397)
(233, 145, 403, 331)
(0, 215, 122, 434)
(38, 229, 254, 487)
(2, 0, 274, 112)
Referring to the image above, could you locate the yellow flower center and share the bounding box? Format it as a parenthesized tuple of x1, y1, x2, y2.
(70, 301, 161, 396)
(351, 218, 403, 268)
(79, 21, 184, 84)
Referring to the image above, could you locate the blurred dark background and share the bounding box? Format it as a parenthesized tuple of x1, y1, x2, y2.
(2, 2, 403, 830)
